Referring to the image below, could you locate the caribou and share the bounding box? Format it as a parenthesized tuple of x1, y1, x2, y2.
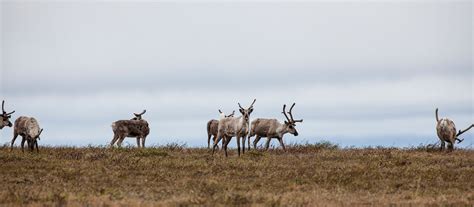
(212, 99, 256, 157)
(1, 100, 15, 130)
(207, 109, 235, 148)
(248, 103, 303, 151)
(11, 116, 44, 152)
(435, 108, 473, 151)
(110, 110, 150, 148)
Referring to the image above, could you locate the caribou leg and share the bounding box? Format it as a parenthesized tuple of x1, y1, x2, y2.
(110, 134, 120, 147)
(141, 137, 146, 148)
(220, 136, 225, 149)
(223, 137, 229, 157)
(136, 138, 141, 147)
(28, 140, 35, 152)
(26, 138, 34, 152)
(247, 135, 252, 151)
(223, 136, 233, 157)
(440, 140, 445, 151)
(223, 135, 232, 146)
(278, 138, 286, 151)
(35, 141, 39, 153)
(237, 135, 241, 156)
(210, 136, 219, 150)
(21, 137, 26, 152)
(264, 137, 271, 151)
(253, 136, 261, 149)
(10, 132, 19, 151)
(447, 141, 454, 152)
(241, 136, 245, 154)
(212, 133, 223, 155)
(117, 137, 125, 148)
(207, 133, 212, 149)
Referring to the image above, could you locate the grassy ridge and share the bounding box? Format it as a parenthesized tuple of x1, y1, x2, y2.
(0, 143, 473, 206)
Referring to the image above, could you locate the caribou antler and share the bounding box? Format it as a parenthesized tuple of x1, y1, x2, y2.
(134, 110, 146, 117)
(239, 99, 257, 110)
(288, 103, 296, 121)
(287, 103, 303, 123)
(249, 99, 256, 109)
(282, 104, 291, 122)
(2, 100, 15, 116)
(457, 124, 474, 137)
(220, 109, 235, 117)
(37, 128, 44, 140)
(435, 108, 440, 122)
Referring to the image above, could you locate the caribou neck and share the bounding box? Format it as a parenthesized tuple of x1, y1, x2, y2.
(237, 115, 250, 132)
(276, 123, 288, 138)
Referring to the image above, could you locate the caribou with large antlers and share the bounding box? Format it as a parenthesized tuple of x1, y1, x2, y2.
(1, 100, 15, 129)
(207, 109, 235, 148)
(11, 116, 43, 152)
(435, 108, 473, 151)
(212, 99, 256, 157)
(110, 110, 150, 148)
(248, 103, 303, 151)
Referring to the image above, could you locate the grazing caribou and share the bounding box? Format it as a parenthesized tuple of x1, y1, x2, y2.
(248, 103, 303, 151)
(1, 100, 15, 130)
(435, 108, 473, 151)
(207, 109, 235, 148)
(212, 99, 256, 157)
(11, 116, 43, 152)
(110, 110, 150, 148)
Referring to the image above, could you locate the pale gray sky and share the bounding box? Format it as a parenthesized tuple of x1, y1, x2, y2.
(1, 0, 472, 147)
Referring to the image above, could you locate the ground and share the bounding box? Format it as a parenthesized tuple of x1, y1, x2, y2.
(0, 143, 473, 206)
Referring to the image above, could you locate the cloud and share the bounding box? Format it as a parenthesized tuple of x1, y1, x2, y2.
(1, 1, 472, 147)
(1, 75, 472, 147)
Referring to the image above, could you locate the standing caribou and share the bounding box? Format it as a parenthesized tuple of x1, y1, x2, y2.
(435, 108, 473, 151)
(248, 103, 303, 151)
(212, 99, 256, 157)
(207, 109, 235, 148)
(1, 100, 15, 130)
(110, 110, 150, 148)
(11, 116, 44, 152)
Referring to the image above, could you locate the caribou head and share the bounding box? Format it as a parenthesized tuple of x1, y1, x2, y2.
(238, 99, 256, 122)
(131, 110, 146, 120)
(219, 109, 235, 118)
(1, 100, 15, 129)
(27, 128, 43, 151)
(282, 103, 303, 136)
(28, 128, 43, 142)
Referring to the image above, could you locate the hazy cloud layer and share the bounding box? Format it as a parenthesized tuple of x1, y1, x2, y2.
(1, 1, 472, 147)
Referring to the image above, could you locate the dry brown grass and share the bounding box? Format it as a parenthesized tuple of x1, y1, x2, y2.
(0, 142, 473, 206)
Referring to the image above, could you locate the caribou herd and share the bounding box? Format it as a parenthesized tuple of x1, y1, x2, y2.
(0, 99, 473, 155)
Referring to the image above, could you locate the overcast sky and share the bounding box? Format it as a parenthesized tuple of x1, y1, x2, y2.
(0, 0, 472, 148)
